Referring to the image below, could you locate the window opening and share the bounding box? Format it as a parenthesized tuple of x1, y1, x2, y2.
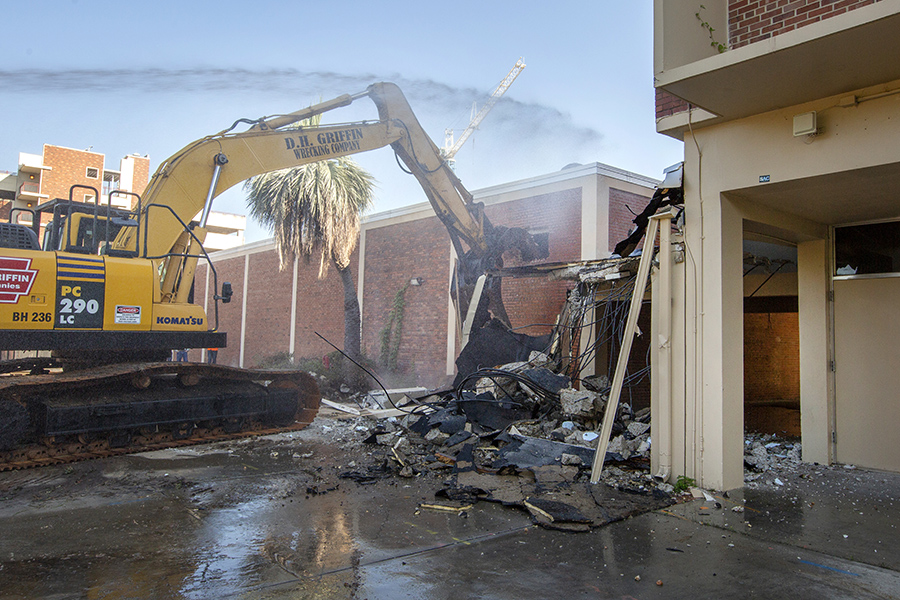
(834, 220, 900, 276)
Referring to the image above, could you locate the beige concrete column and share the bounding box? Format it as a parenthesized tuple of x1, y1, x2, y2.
(681, 134, 745, 490)
(797, 238, 833, 464)
(239, 253, 249, 368)
(650, 219, 675, 481)
(580, 174, 608, 261)
(704, 196, 745, 490)
(577, 174, 609, 380)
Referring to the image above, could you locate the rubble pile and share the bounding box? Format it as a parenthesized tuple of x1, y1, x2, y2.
(386, 353, 653, 476)
(743, 433, 804, 487)
(324, 352, 674, 531)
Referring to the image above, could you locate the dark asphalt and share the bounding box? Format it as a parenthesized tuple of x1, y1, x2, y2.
(0, 418, 897, 599)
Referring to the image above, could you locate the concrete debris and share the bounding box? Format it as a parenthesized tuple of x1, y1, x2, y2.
(424, 428, 450, 445)
(744, 433, 802, 474)
(627, 421, 651, 437)
(561, 453, 584, 466)
(366, 387, 428, 409)
(560, 388, 603, 417)
(316, 361, 677, 530)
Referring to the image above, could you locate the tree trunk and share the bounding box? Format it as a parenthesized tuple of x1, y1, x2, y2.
(337, 263, 362, 360)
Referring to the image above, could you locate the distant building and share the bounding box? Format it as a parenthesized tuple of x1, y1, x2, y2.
(4, 145, 149, 221)
(2, 144, 245, 252)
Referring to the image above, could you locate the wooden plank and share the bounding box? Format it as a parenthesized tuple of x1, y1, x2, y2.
(590, 211, 674, 483)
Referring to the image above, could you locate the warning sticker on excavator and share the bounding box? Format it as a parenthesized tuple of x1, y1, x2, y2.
(115, 305, 141, 325)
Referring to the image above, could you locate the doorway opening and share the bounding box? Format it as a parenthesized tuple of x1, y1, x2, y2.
(742, 239, 800, 437)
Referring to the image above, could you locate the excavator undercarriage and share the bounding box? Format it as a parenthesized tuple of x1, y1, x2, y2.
(0, 362, 319, 471)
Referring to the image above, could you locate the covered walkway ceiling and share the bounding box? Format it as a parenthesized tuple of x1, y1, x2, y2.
(728, 162, 900, 227)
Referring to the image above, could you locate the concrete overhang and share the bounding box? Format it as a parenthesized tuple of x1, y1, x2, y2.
(656, 4, 900, 123)
(17, 152, 51, 174)
(728, 162, 900, 228)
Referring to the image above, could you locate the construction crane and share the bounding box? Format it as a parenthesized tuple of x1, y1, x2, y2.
(442, 58, 526, 169)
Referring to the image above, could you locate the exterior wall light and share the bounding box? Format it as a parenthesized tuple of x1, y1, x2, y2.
(793, 111, 817, 137)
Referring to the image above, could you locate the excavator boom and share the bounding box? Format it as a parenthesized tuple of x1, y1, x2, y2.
(115, 83, 490, 288)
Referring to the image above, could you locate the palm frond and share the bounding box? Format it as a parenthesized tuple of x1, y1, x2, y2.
(244, 148, 374, 276)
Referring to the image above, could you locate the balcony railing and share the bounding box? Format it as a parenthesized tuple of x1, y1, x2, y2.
(19, 182, 40, 196)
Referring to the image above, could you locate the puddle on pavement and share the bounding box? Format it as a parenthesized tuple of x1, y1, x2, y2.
(0, 435, 534, 600)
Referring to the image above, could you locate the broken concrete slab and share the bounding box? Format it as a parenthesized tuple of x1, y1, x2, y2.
(627, 421, 650, 437)
(445, 466, 673, 531)
(524, 497, 593, 531)
(366, 387, 429, 409)
(493, 434, 606, 470)
(559, 388, 602, 417)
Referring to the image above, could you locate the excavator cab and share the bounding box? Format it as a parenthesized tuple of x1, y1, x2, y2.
(35, 185, 142, 257)
(39, 202, 138, 256)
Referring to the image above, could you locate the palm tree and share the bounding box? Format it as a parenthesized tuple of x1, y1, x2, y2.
(244, 151, 374, 361)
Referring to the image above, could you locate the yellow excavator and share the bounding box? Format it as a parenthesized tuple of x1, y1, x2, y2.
(0, 82, 545, 468)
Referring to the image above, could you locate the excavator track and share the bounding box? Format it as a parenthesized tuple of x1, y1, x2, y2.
(0, 362, 320, 472)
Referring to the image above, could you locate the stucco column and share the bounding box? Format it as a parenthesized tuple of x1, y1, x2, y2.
(797, 238, 832, 464)
(682, 136, 745, 490)
(580, 174, 609, 260)
(577, 174, 608, 379)
(704, 196, 745, 490)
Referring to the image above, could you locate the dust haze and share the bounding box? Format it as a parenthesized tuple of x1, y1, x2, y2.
(1, 67, 602, 153)
(2, 67, 608, 233)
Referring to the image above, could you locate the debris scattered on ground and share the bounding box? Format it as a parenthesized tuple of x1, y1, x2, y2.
(319, 353, 675, 531)
(743, 433, 806, 488)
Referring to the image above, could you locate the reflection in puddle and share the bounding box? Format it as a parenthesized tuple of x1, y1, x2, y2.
(177, 493, 360, 597)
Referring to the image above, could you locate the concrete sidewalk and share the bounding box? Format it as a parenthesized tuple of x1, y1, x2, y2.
(0, 420, 897, 599)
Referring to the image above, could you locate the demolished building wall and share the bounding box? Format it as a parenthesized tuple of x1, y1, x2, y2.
(196, 164, 656, 387)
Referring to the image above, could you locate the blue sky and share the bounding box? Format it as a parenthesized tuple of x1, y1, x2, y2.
(2, 1, 683, 242)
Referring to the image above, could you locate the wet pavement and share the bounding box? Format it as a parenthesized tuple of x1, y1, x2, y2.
(0, 418, 898, 599)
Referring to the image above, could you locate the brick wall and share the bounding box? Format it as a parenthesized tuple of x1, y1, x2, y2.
(656, 89, 691, 120)
(242, 251, 295, 367)
(41, 145, 105, 203)
(131, 156, 150, 196)
(744, 311, 800, 401)
(201, 253, 246, 366)
(200, 248, 351, 368)
(729, 0, 880, 49)
(608, 187, 651, 253)
(290, 252, 355, 362)
(486, 188, 583, 337)
(361, 217, 453, 387)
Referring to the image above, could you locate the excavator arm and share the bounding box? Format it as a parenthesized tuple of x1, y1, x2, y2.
(113, 83, 492, 305)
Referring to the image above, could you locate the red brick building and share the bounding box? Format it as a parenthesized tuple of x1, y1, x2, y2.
(196, 163, 658, 388)
(2, 145, 151, 235)
(2, 145, 246, 252)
